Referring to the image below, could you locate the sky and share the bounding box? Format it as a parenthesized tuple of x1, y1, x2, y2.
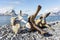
(0, 0, 60, 15)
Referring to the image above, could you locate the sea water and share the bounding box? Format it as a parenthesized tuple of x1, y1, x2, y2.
(0, 15, 60, 26)
(0, 16, 11, 26)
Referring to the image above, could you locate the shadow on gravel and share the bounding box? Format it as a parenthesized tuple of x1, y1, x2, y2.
(43, 32, 53, 37)
(19, 29, 53, 37)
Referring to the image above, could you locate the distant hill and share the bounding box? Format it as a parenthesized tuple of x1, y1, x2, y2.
(49, 10, 60, 16)
(0, 9, 17, 16)
(22, 13, 28, 17)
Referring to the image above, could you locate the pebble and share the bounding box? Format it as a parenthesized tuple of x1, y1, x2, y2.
(0, 24, 60, 40)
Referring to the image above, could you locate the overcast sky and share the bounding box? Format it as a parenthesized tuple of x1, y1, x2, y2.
(0, 0, 60, 15)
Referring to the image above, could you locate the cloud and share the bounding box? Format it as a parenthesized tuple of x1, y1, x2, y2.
(1, 1, 20, 5)
(10, 1, 20, 4)
(0, 7, 13, 13)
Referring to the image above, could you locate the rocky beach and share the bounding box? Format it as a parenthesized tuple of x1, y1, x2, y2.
(0, 21, 60, 40)
(0, 0, 60, 40)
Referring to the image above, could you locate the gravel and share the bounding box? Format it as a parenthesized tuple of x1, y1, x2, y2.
(0, 22, 60, 40)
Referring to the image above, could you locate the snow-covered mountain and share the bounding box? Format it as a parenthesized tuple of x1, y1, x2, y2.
(49, 10, 60, 16)
(5, 9, 17, 16)
(0, 9, 17, 16)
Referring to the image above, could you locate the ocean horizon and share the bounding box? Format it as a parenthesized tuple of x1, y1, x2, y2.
(0, 15, 60, 26)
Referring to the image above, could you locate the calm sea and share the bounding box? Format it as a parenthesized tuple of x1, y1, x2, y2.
(0, 15, 60, 26)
